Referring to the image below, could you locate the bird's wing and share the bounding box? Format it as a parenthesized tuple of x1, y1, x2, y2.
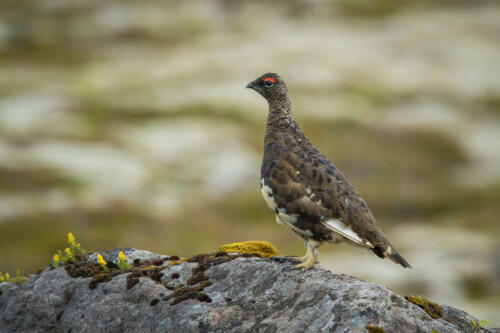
(264, 146, 380, 248)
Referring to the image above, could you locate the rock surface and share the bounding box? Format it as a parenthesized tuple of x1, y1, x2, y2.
(0, 248, 498, 333)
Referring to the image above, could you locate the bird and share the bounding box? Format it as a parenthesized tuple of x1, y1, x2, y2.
(246, 73, 411, 270)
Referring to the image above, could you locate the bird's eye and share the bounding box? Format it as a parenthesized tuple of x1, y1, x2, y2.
(264, 80, 274, 87)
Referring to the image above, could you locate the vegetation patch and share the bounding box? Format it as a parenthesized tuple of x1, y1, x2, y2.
(186, 271, 209, 286)
(119, 242, 266, 306)
(405, 295, 442, 319)
(125, 263, 168, 290)
(162, 282, 213, 305)
(53, 232, 172, 290)
(365, 326, 387, 333)
(168, 258, 187, 266)
(218, 241, 279, 258)
(65, 258, 124, 290)
(161, 248, 265, 306)
(470, 319, 490, 333)
(0, 269, 26, 284)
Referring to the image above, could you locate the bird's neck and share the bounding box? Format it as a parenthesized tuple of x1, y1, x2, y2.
(266, 99, 295, 130)
(265, 99, 305, 144)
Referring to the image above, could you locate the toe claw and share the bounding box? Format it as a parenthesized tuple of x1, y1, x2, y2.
(293, 260, 316, 270)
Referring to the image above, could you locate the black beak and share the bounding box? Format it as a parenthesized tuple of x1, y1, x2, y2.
(246, 81, 256, 89)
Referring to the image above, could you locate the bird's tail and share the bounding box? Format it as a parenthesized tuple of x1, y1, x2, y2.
(372, 244, 411, 268)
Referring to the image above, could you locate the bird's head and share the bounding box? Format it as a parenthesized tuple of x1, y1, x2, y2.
(246, 73, 289, 104)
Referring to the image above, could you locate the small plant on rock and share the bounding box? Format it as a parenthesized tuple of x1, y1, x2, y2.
(470, 319, 489, 333)
(53, 254, 60, 268)
(67, 232, 86, 256)
(52, 232, 87, 268)
(65, 247, 74, 263)
(0, 269, 26, 284)
(117, 251, 131, 270)
(96, 254, 108, 272)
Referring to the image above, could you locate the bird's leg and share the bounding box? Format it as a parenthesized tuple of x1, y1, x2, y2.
(294, 241, 319, 269)
(296, 241, 311, 262)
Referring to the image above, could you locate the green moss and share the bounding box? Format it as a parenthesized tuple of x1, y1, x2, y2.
(405, 295, 442, 319)
(168, 259, 187, 266)
(365, 326, 387, 333)
(218, 241, 279, 258)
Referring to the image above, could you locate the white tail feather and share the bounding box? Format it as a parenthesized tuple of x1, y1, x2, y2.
(323, 219, 373, 248)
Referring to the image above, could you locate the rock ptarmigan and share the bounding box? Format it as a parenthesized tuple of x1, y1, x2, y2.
(246, 73, 411, 269)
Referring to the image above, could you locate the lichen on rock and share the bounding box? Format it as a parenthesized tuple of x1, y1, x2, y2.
(168, 258, 187, 266)
(218, 240, 279, 258)
(365, 326, 387, 333)
(405, 295, 443, 319)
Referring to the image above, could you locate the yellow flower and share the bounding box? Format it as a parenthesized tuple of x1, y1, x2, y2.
(53, 253, 60, 268)
(97, 254, 106, 264)
(5, 273, 10, 280)
(97, 254, 108, 271)
(116, 251, 130, 270)
(0, 273, 4, 282)
(68, 232, 76, 246)
(65, 247, 73, 258)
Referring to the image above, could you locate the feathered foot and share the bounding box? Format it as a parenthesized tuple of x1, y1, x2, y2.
(294, 240, 319, 270)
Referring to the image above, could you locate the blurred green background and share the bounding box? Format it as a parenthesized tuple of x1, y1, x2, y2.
(0, 0, 499, 325)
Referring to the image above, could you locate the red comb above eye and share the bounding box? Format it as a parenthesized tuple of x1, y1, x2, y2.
(263, 77, 276, 82)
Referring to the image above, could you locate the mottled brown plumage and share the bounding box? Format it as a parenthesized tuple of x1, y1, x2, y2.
(247, 73, 411, 269)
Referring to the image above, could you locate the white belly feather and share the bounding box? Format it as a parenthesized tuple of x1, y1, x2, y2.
(260, 178, 312, 237)
(260, 178, 298, 226)
(260, 178, 278, 212)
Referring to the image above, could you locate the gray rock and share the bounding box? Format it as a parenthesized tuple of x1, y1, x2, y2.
(87, 248, 168, 265)
(0, 248, 498, 333)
